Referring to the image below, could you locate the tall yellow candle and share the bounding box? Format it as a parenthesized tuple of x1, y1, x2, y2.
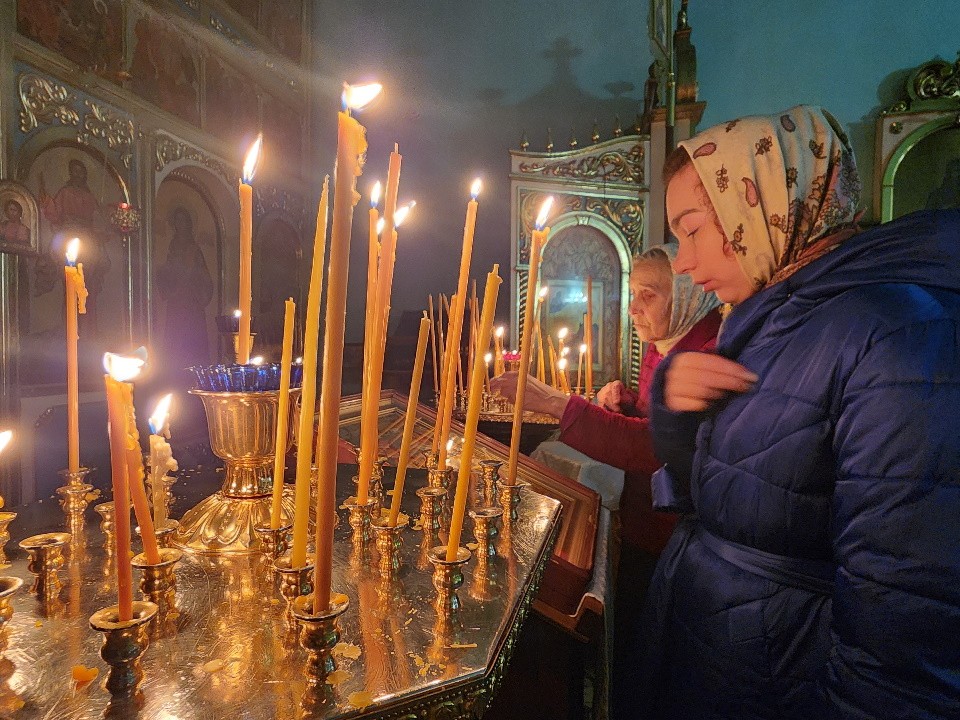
(314, 82, 379, 612)
(577, 343, 586, 394)
(507, 198, 553, 484)
(436, 294, 460, 470)
(557, 357, 570, 393)
(388, 315, 431, 526)
(270, 297, 296, 529)
(103, 351, 146, 621)
(148, 394, 176, 529)
(432, 293, 450, 455)
(447, 266, 501, 560)
(237, 134, 262, 365)
(436, 179, 481, 468)
(427, 295, 439, 395)
(123, 395, 161, 566)
(64, 238, 87, 473)
(547, 336, 559, 389)
(534, 286, 548, 384)
(585, 276, 594, 396)
(493, 326, 506, 376)
(291, 177, 329, 568)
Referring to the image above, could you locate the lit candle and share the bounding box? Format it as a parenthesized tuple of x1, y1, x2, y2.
(547, 336, 559, 389)
(558, 326, 568, 357)
(585, 276, 594, 396)
(432, 293, 450, 455)
(494, 325, 506, 376)
(291, 177, 329, 568)
(387, 315, 431, 526)
(237, 134, 262, 365)
(270, 298, 296, 529)
(436, 179, 482, 469)
(314, 82, 380, 612)
(103, 351, 146, 620)
(427, 295, 439, 395)
(64, 238, 87, 473)
(507, 198, 553, 484)
(436, 295, 460, 470)
(147, 394, 176, 529)
(483, 352, 492, 393)
(447, 265, 501, 560)
(0, 431, 11, 456)
(535, 287, 548, 383)
(362, 182, 381, 414)
(557, 357, 570, 393)
(577, 343, 587, 395)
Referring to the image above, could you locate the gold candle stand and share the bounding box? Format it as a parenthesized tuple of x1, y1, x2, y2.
(254, 522, 292, 561)
(499, 481, 527, 526)
(291, 593, 350, 714)
(55, 467, 97, 517)
(19, 532, 70, 601)
(427, 546, 471, 616)
(470, 506, 503, 560)
(273, 554, 314, 625)
(344, 496, 376, 547)
(476, 460, 502, 509)
(371, 514, 409, 577)
(94, 502, 116, 543)
(136, 520, 180, 550)
(0, 578, 22, 627)
(131, 548, 182, 615)
(0, 512, 15, 564)
(89, 601, 158, 698)
(176, 388, 300, 555)
(416, 487, 445, 536)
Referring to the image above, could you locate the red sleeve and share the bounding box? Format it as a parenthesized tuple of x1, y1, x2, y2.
(559, 395, 661, 475)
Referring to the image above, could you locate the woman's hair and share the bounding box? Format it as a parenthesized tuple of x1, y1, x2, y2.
(663, 145, 692, 186)
(632, 244, 673, 277)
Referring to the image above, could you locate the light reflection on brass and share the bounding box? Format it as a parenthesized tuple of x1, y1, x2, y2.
(89, 601, 158, 698)
(470, 506, 503, 560)
(428, 546, 470, 617)
(344, 497, 376, 548)
(274, 554, 314, 626)
(0, 578, 22, 627)
(0, 512, 15, 564)
(371, 514, 408, 577)
(56, 468, 97, 520)
(131, 548, 182, 618)
(292, 594, 349, 715)
(476, 459, 503, 509)
(20, 532, 70, 601)
(94, 501, 117, 545)
(254, 522, 292, 561)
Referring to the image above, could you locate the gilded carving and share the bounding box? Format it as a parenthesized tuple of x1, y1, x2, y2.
(18, 73, 80, 133)
(914, 54, 960, 101)
(209, 15, 243, 45)
(518, 191, 581, 261)
(255, 186, 306, 228)
(155, 134, 232, 184)
(517, 142, 645, 186)
(79, 100, 135, 168)
(584, 197, 645, 252)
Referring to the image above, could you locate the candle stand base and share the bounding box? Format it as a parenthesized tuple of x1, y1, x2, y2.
(0, 512, 16, 564)
(0, 578, 22, 628)
(131, 548, 182, 617)
(292, 593, 350, 715)
(55, 468, 97, 519)
(19, 532, 70, 601)
(428, 546, 471, 617)
(253, 522, 292, 562)
(416, 487, 445, 536)
(476, 460, 503, 509)
(499, 481, 527, 526)
(136, 519, 179, 550)
(273, 555, 314, 626)
(94, 502, 117, 545)
(177, 388, 300, 555)
(89, 601, 158, 698)
(344, 497, 376, 548)
(371, 514, 408, 577)
(470, 506, 503, 559)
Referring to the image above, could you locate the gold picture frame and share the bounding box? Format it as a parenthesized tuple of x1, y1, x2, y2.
(0, 180, 39, 257)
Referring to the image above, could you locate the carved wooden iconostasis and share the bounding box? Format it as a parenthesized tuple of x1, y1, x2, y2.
(875, 52, 960, 223)
(510, 136, 649, 390)
(0, 0, 311, 504)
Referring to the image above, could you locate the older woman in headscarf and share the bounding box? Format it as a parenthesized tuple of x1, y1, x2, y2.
(492, 244, 720, 719)
(644, 105, 960, 719)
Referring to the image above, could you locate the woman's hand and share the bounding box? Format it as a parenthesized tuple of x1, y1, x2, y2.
(664, 352, 758, 412)
(596, 381, 638, 414)
(489, 371, 570, 419)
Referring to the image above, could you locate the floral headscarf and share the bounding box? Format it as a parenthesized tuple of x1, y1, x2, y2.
(640, 243, 720, 354)
(678, 105, 861, 289)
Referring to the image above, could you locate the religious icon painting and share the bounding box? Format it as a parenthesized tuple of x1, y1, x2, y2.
(649, 0, 673, 66)
(890, 125, 960, 219)
(0, 181, 39, 256)
(544, 279, 604, 372)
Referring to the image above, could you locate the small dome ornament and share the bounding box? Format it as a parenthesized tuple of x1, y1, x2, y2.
(545, 128, 554, 153)
(520, 130, 529, 151)
(591, 120, 601, 144)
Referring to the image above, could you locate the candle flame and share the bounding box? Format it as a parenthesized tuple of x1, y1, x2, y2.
(250, 355, 265, 366)
(242, 133, 263, 184)
(580, 343, 588, 354)
(470, 178, 482, 199)
(233, 309, 242, 318)
(538, 286, 549, 299)
(557, 358, 568, 370)
(65, 237, 80, 265)
(0, 431, 11, 456)
(103, 351, 145, 382)
(558, 327, 568, 339)
(295, 357, 303, 365)
(495, 326, 505, 338)
(561, 346, 570, 357)
(484, 352, 493, 363)
(148, 394, 173, 436)
(376, 218, 385, 235)
(535, 197, 554, 230)
(342, 82, 383, 111)
(394, 202, 414, 228)
(370, 181, 382, 208)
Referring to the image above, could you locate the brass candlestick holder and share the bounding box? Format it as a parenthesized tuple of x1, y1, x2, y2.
(428, 546, 471, 617)
(343, 496, 376, 548)
(470, 506, 503, 559)
(176, 388, 300, 555)
(499, 481, 526, 526)
(55, 468, 97, 513)
(273, 555, 314, 625)
(292, 593, 350, 715)
(0, 512, 15, 564)
(19, 532, 70, 600)
(95, 502, 116, 544)
(136, 520, 179, 550)
(476, 460, 502, 509)
(371, 514, 408, 577)
(416, 487, 445, 536)
(131, 548, 182, 615)
(89, 601, 158, 698)
(423, 449, 439, 471)
(254, 522, 292, 562)
(0, 578, 22, 628)
(427, 466, 451, 493)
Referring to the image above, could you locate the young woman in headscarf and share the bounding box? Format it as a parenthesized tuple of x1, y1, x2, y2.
(644, 105, 960, 719)
(491, 244, 720, 719)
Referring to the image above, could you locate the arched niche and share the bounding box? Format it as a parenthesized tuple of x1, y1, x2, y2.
(880, 117, 960, 221)
(538, 211, 633, 387)
(253, 213, 302, 357)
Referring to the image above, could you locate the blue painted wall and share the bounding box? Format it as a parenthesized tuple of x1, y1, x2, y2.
(312, 0, 958, 339)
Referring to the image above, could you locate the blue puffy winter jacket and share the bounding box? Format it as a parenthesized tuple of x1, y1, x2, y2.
(644, 210, 960, 720)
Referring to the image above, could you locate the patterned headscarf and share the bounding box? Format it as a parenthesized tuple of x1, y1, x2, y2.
(678, 105, 862, 289)
(639, 243, 720, 354)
